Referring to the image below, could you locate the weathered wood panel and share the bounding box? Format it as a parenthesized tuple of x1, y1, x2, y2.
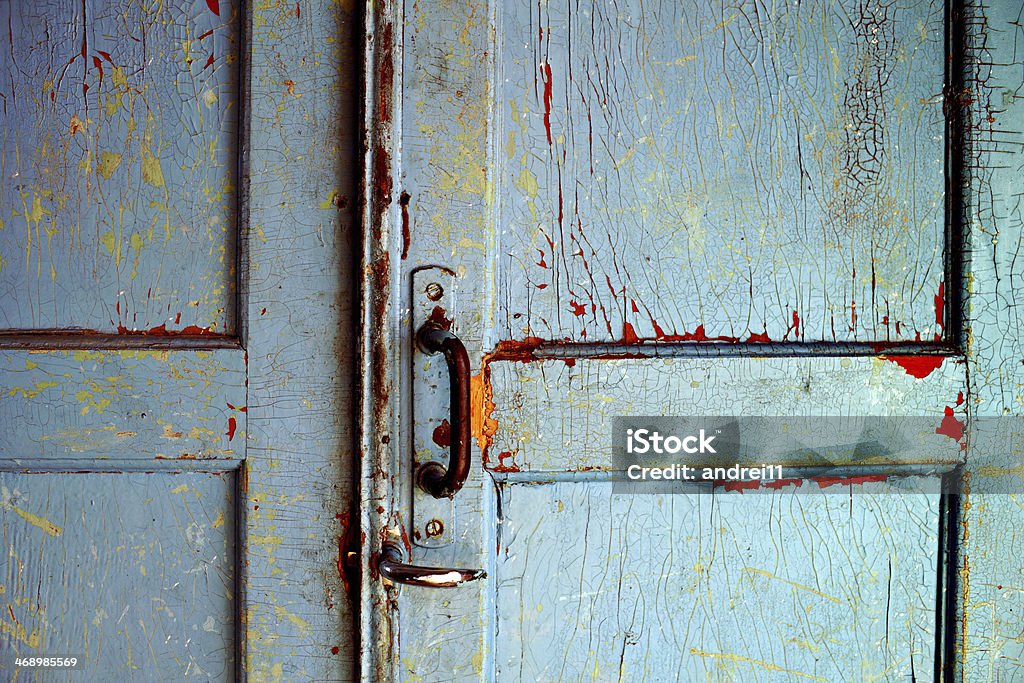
(486, 356, 966, 473)
(496, 482, 940, 682)
(1, 472, 235, 681)
(0, 0, 238, 333)
(960, 0, 1024, 678)
(0, 349, 245, 464)
(243, 0, 361, 680)
(497, 0, 947, 344)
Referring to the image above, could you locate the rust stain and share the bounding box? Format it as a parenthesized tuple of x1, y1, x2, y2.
(372, 146, 393, 239)
(399, 191, 411, 259)
(378, 22, 394, 124)
(427, 305, 453, 330)
(431, 419, 451, 448)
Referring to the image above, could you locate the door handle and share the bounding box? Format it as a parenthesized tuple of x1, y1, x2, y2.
(377, 543, 486, 588)
(415, 321, 472, 499)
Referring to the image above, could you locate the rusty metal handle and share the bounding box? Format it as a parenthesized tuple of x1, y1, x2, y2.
(416, 322, 472, 499)
(377, 543, 486, 588)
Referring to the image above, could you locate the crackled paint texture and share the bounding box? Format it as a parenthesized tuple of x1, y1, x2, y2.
(0, 350, 246, 462)
(0, 1, 238, 333)
(243, 0, 361, 681)
(498, 0, 947, 344)
(0, 473, 236, 680)
(1, 0, 361, 680)
(379, 0, 1024, 680)
(496, 482, 940, 681)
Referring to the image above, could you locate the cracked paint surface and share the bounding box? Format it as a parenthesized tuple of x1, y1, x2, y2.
(0, 473, 235, 680)
(382, 0, 1024, 680)
(0, 0, 238, 333)
(498, 0, 946, 344)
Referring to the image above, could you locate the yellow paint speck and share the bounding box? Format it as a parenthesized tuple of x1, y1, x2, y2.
(273, 606, 311, 635)
(211, 511, 225, 529)
(9, 505, 63, 537)
(142, 153, 165, 188)
(97, 151, 123, 179)
(171, 484, 189, 494)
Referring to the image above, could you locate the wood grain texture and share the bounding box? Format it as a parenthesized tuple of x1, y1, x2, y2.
(0, 0, 239, 334)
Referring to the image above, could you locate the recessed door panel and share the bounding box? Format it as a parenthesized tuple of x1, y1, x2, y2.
(1, 472, 235, 680)
(0, 1, 239, 334)
(497, 0, 946, 344)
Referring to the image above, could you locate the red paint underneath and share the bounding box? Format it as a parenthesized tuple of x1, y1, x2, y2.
(815, 474, 888, 489)
(226, 417, 237, 441)
(206, 0, 220, 16)
(884, 355, 944, 379)
(117, 323, 213, 336)
(542, 62, 553, 145)
(936, 405, 965, 442)
(489, 450, 520, 473)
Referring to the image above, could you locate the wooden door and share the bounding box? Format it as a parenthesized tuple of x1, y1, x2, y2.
(363, 0, 1024, 681)
(1, 1, 360, 681)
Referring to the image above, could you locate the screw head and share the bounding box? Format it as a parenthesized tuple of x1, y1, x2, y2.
(425, 282, 444, 301)
(425, 519, 445, 537)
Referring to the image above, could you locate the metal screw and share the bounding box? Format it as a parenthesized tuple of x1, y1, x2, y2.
(425, 282, 444, 301)
(425, 519, 445, 537)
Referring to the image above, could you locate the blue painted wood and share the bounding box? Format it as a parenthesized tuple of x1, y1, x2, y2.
(0, 0, 238, 334)
(365, 0, 1023, 680)
(0, 0, 363, 680)
(0, 349, 245, 464)
(0, 472, 235, 680)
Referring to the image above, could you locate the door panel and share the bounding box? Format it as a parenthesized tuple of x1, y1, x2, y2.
(485, 356, 965, 473)
(496, 0, 947, 343)
(2, 0, 362, 680)
(0, 349, 245, 463)
(362, 0, 996, 679)
(495, 482, 940, 682)
(0, 0, 239, 333)
(1, 472, 235, 680)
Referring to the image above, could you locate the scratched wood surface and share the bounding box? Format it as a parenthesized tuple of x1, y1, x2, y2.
(0, 0, 238, 333)
(1, 472, 235, 682)
(497, 0, 947, 344)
